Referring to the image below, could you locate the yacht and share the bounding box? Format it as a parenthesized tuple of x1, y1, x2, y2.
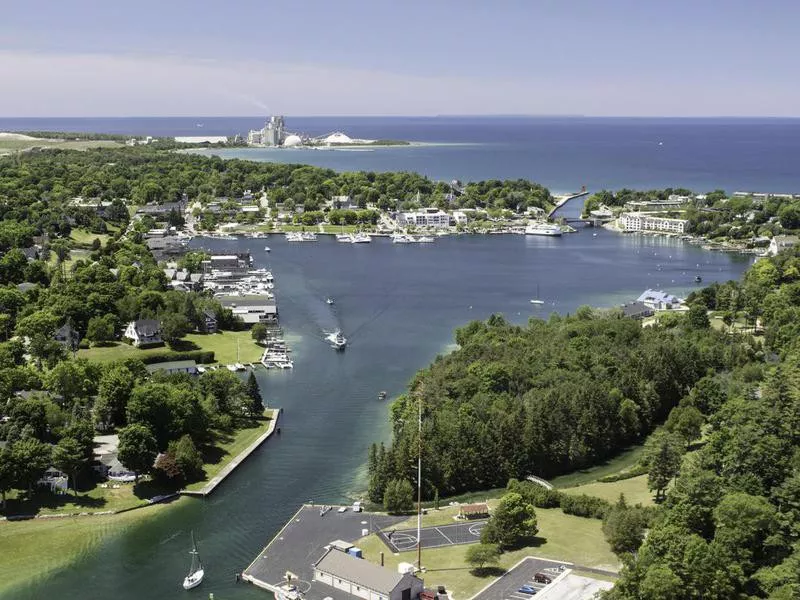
(525, 222, 562, 237)
(301, 232, 318, 241)
(351, 232, 372, 243)
(416, 236, 435, 243)
(391, 233, 414, 244)
(326, 297, 335, 305)
(325, 330, 347, 351)
(336, 233, 353, 243)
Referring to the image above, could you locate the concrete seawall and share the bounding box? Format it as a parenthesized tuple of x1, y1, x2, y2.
(181, 407, 281, 497)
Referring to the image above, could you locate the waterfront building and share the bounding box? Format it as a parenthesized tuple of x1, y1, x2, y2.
(218, 295, 278, 325)
(452, 210, 469, 225)
(637, 290, 682, 310)
(313, 547, 424, 600)
(624, 199, 691, 211)
(620, 301, 655, 320)
(619, 212, 688, 234)
(396, 208, 452, 229)
(768, 234, 799, 256)
(145, 360, 199, 375)
(202, 253, 252, 275)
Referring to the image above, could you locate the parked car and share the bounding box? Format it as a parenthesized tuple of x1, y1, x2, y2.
(518, 585, 537, 595)
(337, 506, 347, 513)
(534, 573, 552, 584)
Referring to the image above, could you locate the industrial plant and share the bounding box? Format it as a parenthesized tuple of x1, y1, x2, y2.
(246, 116, 379, 148)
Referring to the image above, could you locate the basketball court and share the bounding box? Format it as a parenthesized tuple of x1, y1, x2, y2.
(378, 520, 487, 552)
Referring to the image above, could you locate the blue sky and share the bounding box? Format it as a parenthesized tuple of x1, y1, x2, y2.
(1, 0, 798, 116)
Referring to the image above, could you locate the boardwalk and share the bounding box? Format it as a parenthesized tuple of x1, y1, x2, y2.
(181, 408, 281, 497)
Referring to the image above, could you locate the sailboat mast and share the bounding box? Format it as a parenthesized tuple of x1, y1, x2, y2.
(416, 395, 422, 569)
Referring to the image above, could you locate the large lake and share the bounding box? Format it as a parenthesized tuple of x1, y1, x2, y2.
(9, 227, 751, 600)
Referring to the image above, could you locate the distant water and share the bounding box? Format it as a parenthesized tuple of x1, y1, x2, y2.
(2, 116, 800, 193)
(8, 231, 751, 600)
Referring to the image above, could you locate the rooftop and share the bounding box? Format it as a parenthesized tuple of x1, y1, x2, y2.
(315, 547, 407, 594)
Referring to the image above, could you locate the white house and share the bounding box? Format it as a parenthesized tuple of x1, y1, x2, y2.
(637, 289, 683, 310)
(452, 211, 469, 225)
(768, 235, 799, 256)
(123, 319, 163, 347)
(619, 212, 688, 234)
(313, 548, 424, 600)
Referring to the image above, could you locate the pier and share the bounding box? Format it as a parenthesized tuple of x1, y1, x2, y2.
(180, 408, 282, 497)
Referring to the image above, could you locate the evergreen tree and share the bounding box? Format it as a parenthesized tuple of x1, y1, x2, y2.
(383, 478, 414, 514)
(246, 371, 263, 416)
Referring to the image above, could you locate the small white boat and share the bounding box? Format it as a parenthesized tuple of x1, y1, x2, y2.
(351, 232, 372, 243)
(196, 366, 206, 374)
(182, 532, 204, 590)
(325, 330, 347, 351)
(530, 299, 545, 305)
(226, 364, 237, 372)
(326, 297, 335, 305)
(336, 233, 353, 243)
(417, 236, 435, 243)
(264, 246, 271, 252)
(234, 363, 245, 371)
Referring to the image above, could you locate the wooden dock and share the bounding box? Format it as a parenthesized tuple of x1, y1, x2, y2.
(180, 408, 281, 497)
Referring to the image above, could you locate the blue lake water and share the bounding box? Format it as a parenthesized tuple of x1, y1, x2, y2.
(2, 116, 800, 192)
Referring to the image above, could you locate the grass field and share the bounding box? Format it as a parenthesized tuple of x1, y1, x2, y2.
(69, 228, 111, 248)
(561, 474, 654, 507)
(0, 502, 174, 596)
(2, 480, 153, 517)
(549, 445, 646, 489)
(356, 503, 619, 599)
(184, 409, 277, 492)
(0, 138, 124, 154)
(77, 330, 263, 365)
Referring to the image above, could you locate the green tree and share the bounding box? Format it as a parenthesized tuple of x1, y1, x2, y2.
(665, 405, 704, 447)
(95, 365, 135, 428)
(251, 322, 267, 342)
(117, 424, 158, 482)
(645, 432, 684, 500)
(0, 447, 15, 508)
(383, 478, 415, 514)
(465, 543, 501, 572)
(11, 438, 51, 492)
(246, 371, 264, 416)
(86, 314, 115, 345)
(169, 435, 203, 481)
(603, 495, 647, 556)
(160, 312, 190, 346)
(687, 303, 710, 330)
(640, 564, 682, 600)
(481, 492, 538, 549)
(52, 437, 87, 496)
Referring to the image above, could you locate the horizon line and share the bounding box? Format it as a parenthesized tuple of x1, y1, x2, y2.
(2, 114, 800, 120)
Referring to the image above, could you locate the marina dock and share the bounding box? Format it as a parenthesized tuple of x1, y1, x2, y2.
(180, 408, 282, 497)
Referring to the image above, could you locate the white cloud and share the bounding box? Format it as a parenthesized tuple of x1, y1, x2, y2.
(0, 50, 795, 116)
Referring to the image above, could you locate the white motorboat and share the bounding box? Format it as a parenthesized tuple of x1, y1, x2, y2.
(336, 233, 353, 243)
(391, 233, 414, 244)
(325, 330, 347, 351)
(226, 364, 238, 372)
(525, 222, 562, 236)
(182, 532, 204, 590)
(326, 297, 335, 305)
(530, 299, 545, 305)
(301, 232, 317, 241)
(351, 232, 371, 243)
(417, 236, 435, 243)
(264, 246, 271, 252)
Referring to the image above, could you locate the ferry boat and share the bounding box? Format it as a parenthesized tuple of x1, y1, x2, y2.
(325, 330, 347, 351)
(524, 222, 562, 237)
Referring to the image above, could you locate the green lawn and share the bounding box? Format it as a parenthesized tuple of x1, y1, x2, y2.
(549, 445, 646, 489)
(69, 228, 110, 248)
(561, 475, 654, 507)
(184, 409, 277, 492)
(1, 480, 156, 517)
(356, 504, 619, 599)
(0, 502, 174, 596)
(183, 331, 263, 364)
(77, 330, 263, 365)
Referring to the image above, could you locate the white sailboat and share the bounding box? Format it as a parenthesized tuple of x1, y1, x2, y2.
(530, 284, 545, 305)
(182, 532, 204, 590)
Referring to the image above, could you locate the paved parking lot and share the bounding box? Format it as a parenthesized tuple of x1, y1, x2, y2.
(379, 520, 487, 552)
(472, 557, 569, 600)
